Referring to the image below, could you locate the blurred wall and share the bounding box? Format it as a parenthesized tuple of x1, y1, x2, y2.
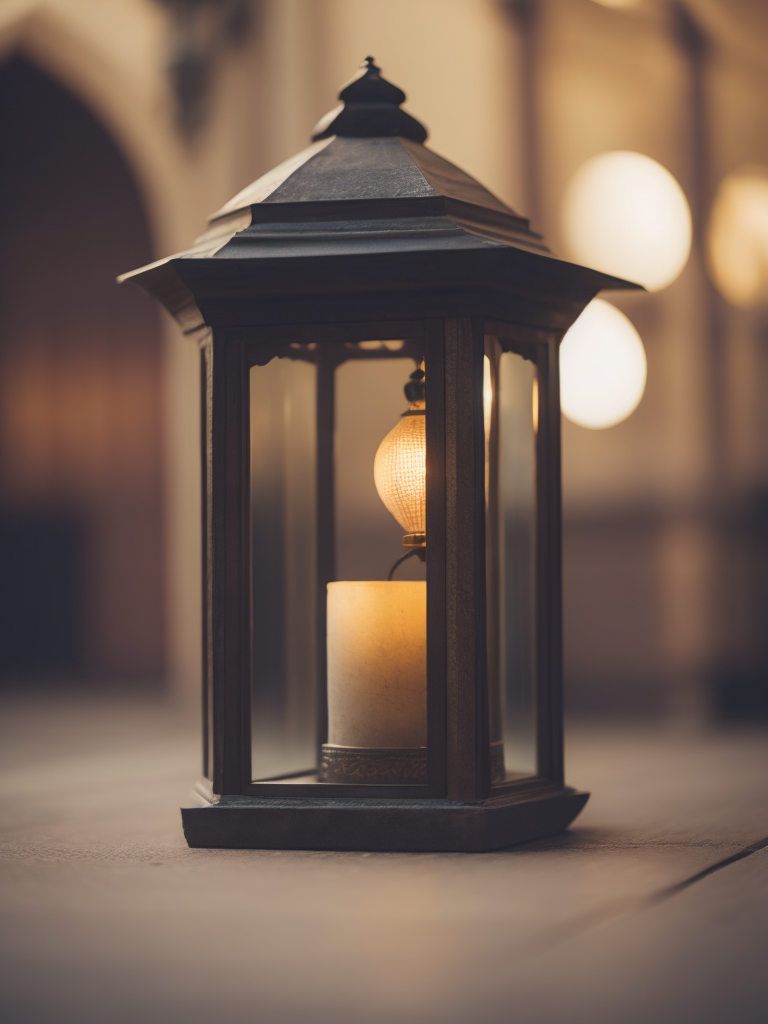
(536, 0, 768, 718)
(0, 0, 266, 700)
(0, 57, 164, 683)
(0, 0, 766, 719)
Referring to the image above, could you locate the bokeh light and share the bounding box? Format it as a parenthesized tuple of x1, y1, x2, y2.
(560, 298, 647, 429)
(561, 151, 692, 291)
(707, 166, 768, 309)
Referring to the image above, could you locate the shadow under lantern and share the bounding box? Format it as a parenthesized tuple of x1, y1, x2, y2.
(121, 57, 637, 851)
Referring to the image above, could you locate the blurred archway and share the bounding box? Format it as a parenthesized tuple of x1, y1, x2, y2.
(0, 57, 165, 687)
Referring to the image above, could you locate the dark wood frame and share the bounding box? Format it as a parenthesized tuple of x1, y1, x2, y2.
(247, 321, 441, 799)
(199, 313, 567, 809)
(485, 319, 564, 793)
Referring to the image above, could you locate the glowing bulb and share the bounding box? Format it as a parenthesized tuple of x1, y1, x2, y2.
(560, 299, 646, 429)
(561, 151, 691, 291)
(707, 166, 768, 309)
(374, 402, 426, 539)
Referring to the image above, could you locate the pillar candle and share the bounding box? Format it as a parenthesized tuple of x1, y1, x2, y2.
(326, 581, 426, 749)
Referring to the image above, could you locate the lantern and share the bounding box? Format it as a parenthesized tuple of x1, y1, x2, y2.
(121, 58, 637, 851)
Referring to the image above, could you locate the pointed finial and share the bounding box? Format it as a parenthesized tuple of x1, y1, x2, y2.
(311, 57, 427, 143)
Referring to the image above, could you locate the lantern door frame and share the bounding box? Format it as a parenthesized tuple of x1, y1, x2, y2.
(198, 314, 570, 811)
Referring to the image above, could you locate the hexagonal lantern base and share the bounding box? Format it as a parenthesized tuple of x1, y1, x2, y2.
(181, 785, 589, 852)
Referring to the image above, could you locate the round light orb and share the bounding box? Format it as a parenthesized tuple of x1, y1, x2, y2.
(561, 151, 692, 291)
(707, 166, 768, 309)
(560, 299, 647, 429)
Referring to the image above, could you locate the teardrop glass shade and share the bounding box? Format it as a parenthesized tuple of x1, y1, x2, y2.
(373, 412, 426, 535)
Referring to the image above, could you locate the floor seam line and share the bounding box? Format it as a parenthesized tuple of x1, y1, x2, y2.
(526, 833, 768, 957)
(648, 833, 768, 905)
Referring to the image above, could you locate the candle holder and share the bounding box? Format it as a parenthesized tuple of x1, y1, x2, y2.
(120, 57, 638, 851)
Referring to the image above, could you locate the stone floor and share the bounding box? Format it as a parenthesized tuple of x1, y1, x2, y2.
(1, 694, 766, 1024)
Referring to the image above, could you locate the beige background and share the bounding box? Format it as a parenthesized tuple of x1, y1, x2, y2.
(0, 0, 766, 720)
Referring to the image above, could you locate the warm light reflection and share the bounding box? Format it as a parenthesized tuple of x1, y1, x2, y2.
(589, 0, 641, 8)
(561, 151, 691, 291)
(707, 167, 768, 309)
(560, 299, 647, 429)
(483, 355, 493, 439)
(483, 355, 493, 504)
(357, 339, 405, 351)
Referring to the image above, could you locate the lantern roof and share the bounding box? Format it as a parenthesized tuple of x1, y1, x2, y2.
(208, 56, 531, 237)
(120, 58, 639, 332)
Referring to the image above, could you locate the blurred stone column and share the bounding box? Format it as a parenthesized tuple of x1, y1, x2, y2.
(664, 1, 725, 723)
(500, 0, 542, 230)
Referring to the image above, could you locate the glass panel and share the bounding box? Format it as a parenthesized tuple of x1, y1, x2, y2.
(250, 357, 317, 781)
(322, 352, 427, 785)
(487, 348, 538, 781)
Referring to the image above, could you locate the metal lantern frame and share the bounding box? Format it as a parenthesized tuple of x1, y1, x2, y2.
(122, 58, 636, 851)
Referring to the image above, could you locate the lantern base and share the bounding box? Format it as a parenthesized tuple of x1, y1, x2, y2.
(181, 782, 588, 852)
(319, 744, 427, 785)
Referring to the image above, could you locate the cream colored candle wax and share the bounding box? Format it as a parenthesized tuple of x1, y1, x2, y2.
(326, 581, 426, 749)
